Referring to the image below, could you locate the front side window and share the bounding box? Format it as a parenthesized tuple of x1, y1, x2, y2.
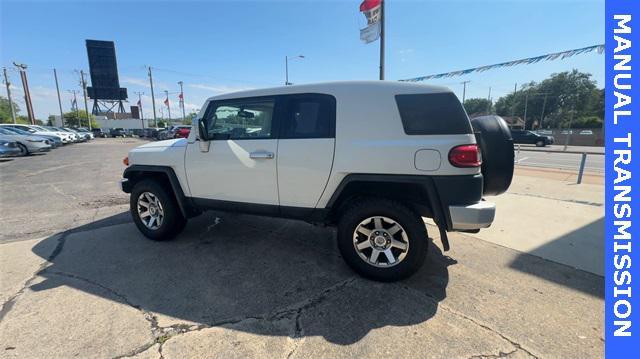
(203, 98, 275, 140)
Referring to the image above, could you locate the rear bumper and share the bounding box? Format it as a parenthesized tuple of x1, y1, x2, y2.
(449, 201, 496, 230)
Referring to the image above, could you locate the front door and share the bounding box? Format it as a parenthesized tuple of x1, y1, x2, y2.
(185, 97, 279, 206)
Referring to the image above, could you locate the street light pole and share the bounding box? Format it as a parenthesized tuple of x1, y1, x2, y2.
(285, 55, 304, 85)
(379, 0, 385, 80)
(2, 67, 17, 124)
(135, 91, 144, 129)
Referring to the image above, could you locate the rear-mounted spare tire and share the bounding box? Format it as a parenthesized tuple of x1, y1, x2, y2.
(470, 115, 514, 196)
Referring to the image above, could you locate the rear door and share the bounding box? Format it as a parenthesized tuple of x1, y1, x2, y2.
(276, 94, 336, 209)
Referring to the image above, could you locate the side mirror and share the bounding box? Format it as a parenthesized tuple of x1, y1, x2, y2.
(197, 119, 210, 153)
(197, 119, 208, 141)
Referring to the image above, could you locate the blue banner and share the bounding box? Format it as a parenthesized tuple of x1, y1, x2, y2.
(606, 0, 639, 357)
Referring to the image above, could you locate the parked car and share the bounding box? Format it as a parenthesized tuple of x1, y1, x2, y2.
(35, 125, 76, 143)
(156, 129, 170, 140)
(74, 128, 94, 140)
(120, 81, 514, 281)
(0, 128, 52, 155)
(174, 126, 191, 138)
(0, 124, 72, 144)
(536, 129, 553, 136)
(579, 130, 594, 135)
(92, 128, 108, 138)
(510, 129, 554, 147)
(110, 128, 127, 138)
(0, 126, 61, 148)
(140, 128, 159, 139)
(0, 139, 21, 157)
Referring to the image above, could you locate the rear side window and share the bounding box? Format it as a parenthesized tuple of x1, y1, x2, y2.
(395, 93, 472, 135)
(280, 94, 336, 139)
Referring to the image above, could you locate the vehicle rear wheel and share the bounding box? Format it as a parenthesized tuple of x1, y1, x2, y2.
(16, 143, 28, 156)
(130, 179, 186, 241)
(536, 140, 545, 147)
(337, 198, 428, 282)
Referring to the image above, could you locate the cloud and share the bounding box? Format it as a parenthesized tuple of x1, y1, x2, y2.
(120, 76, 149, 87)
(399, 48, 415, 63)
(188, 83, 253, 94)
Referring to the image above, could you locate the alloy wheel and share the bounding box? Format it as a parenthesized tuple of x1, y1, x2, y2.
(352, 216, 409, 268)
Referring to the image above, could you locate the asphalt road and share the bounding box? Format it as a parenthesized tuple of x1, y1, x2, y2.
(516, 149, 605, 173)
(0, 138, 604, 358)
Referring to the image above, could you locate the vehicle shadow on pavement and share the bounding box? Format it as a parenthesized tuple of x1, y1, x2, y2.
(509, 217, 604, 298)
(30, 212, 454, 345)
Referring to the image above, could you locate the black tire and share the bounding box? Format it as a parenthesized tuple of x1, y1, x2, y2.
(337, 198, 428, 282)
(536, 140, 545, 147)
(470, 115, 514, 196)
(130, 179, 186, 241)
(16, 143, 29, 156)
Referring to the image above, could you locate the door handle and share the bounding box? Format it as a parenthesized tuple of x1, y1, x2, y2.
(249, 151, 275, 159)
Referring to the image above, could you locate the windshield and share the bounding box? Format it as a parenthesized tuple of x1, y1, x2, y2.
(3, 127, 30, 135)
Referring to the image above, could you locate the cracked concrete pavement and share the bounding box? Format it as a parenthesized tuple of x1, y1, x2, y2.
(0, 139, 603, 358)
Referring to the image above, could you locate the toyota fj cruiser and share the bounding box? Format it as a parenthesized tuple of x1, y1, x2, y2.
(121, 81, 514, 281)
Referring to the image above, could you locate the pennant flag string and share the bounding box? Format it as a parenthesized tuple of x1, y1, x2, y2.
(400, 44, 604, 82)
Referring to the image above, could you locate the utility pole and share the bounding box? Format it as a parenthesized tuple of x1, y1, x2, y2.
(487, 86, 492, 113)
(461, 80, 470, 104)
(178, 81, 185, 122)
(134, 91, 145, 129)
(539, 92, 548, 129)
(80, 70, 92, 130)
(164, 90, 171, 121)
(13, 63, 35, 124)
(510, 82, 517, 117)
(53, 69, 65, 126)
(2, 68, 17, 124)
(379, 0, 385, 80)
(523, 91, 529, 129)
(563, 92, 578, 151)
(148, 66, 157, 127)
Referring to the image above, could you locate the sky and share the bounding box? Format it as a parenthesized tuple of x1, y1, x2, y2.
(1, 0, 604, 120)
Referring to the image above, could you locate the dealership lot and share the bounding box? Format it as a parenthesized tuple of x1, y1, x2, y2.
(1, 139, 603, 358)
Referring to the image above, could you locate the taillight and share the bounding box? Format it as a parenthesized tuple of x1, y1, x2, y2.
(123, 156, 129, 166)
(448, 144, 482, 167)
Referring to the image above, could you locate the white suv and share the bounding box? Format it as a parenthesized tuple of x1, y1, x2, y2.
(121, 81, 514, 281)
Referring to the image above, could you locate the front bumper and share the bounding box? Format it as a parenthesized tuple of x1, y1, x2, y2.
(119, 178, 132, 193)
(449, 201, 496, 230)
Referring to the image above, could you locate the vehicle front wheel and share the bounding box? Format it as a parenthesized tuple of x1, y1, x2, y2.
(16, 143, 29, 156)
(130, 179, 186, 241)
(536, 140, 545, 147)
(337, 198, 428, 282)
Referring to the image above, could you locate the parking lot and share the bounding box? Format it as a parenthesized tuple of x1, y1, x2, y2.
(1, 138, 604, 358)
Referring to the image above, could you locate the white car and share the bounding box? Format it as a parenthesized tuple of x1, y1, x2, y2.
(0, 124, 71, 144)
(33, 125, 76, 143)
(120, 81, 514, 281)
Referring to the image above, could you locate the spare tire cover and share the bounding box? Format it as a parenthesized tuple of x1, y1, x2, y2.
(470, 115, 514, 196)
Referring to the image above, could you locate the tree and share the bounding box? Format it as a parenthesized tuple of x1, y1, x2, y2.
(494, 70, 603, 129)
(183, 111, 198, 125)
(62, 110, 99, 128)
(463, 98, 493, 116)
(0, 97, 21, 124)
